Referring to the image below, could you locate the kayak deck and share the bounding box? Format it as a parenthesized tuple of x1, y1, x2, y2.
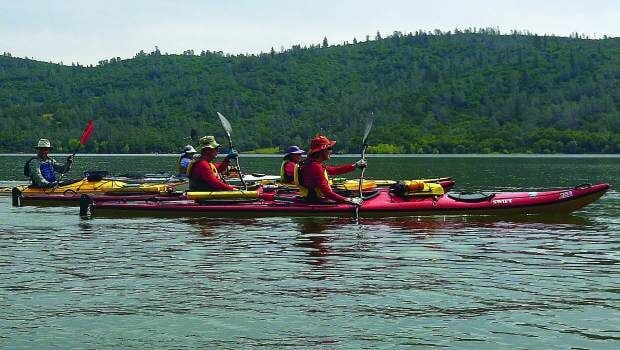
(80, 183, 610, 219)
(11, 177, 455, 206)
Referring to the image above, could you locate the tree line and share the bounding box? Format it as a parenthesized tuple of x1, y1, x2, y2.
(0, 29, 619, 154)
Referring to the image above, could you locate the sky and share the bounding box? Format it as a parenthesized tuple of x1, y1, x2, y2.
(1, 0, 619, 66)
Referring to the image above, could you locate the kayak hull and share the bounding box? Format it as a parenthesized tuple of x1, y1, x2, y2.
(81, 183, 610, 218)
(13, 192, 183, 207)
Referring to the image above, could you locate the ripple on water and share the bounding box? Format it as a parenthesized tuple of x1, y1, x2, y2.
(1, 192, 619, 348)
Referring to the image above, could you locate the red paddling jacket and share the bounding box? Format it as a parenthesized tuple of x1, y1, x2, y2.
(294, 158, 355, 202)
(187, 158, 235, 191)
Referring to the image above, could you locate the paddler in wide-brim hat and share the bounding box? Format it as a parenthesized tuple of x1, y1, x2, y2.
(294, 134, 366, 205)
(186, 136, 239, 191)
(177, 144, 197, 176)
(24, 138, 74, 188)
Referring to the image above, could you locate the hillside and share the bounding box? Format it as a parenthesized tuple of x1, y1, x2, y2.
(1, 30, 619, 153)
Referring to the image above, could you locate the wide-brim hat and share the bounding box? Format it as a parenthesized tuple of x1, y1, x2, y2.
(183, 145, 197, 154)
(198, 135, 220, 150)
(283, 145, 305, 158)
(308, 135, 336, 155)
(35, 138, 53, 149)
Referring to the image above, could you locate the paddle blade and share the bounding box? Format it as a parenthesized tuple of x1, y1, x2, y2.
(217, 112, 232, 136)
(190, 128, 198, 143)
(362, 113, 374, 145)
(79, 120, 94, 145)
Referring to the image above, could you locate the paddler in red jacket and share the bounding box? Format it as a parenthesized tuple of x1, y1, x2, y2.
(294, 135, 366, 205)
(187, 135, 239, 191)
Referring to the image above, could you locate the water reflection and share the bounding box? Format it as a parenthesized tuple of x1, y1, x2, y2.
(291, 214, 593, 235)
(182, 217, 263, 238)
(363, 215, 595, 237)
(294, 218, 333, 267)
(177, 214, 597, 272)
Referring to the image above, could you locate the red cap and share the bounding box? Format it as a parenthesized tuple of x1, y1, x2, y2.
(308, 135, 336, 155)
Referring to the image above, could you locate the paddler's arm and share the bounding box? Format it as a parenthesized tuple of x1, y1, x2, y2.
(214, 158, 231, 173)
(61, 155, 75, 173)
(325, 163, 356, 176)
(196, 161, 235, 191)
(51, 155, 74, 174)
(316, 179, 348, 202)
(307, 164, 348, 203)
(210, 179, 236, 191)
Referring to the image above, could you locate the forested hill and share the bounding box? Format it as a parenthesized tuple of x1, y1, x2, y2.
(1, 31, 619, 154)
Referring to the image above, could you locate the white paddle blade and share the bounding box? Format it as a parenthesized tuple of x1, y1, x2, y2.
(362, 115, 374, 144)
(217, 112, 233, 135)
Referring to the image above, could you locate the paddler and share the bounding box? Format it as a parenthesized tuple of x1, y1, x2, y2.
(24, 138, 74, 188)
(177, 144, 197, 177)
(294, 135, 366, 205)
(187, 135, 239, 191)
(280, 145, 305, 184)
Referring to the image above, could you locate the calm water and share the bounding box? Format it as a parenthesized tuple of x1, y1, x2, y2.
(1, 155, 618, 349)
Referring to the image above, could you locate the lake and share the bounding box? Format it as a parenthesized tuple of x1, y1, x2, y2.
(1, 154, 618, 349)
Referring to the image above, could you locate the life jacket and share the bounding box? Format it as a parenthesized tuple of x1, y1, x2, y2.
(177, 154, 192, 176)
(293, 160, 329, 202)
(187, 159, 225, 190)
(24, 157, 56, 182)
(280, 160, 295, 183)
(40, 160, 57, 182)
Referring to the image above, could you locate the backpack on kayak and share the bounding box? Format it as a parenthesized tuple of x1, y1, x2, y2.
(390, 180, 445, 197)
(23, 157, 37, 178)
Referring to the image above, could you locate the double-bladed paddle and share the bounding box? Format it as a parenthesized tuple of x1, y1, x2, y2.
(216, 112, 247, 190)
(58, 119, 94, 183)
(358, 113, 374, 197)
(355, 113, 374, 222)
(74, 119, 95, 155)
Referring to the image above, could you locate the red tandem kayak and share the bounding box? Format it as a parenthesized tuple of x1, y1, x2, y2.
(79, 183, 609, 218)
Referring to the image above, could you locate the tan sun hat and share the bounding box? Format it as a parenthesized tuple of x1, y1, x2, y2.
(183, 145, 197, 154)
(35, 138, 53, 149)
(198, 136, 221, 150)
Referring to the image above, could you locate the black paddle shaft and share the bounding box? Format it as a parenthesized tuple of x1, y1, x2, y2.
(358, 115, 374, 198)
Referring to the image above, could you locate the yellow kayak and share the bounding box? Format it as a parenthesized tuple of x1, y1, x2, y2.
(16, 177, 175, 196)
